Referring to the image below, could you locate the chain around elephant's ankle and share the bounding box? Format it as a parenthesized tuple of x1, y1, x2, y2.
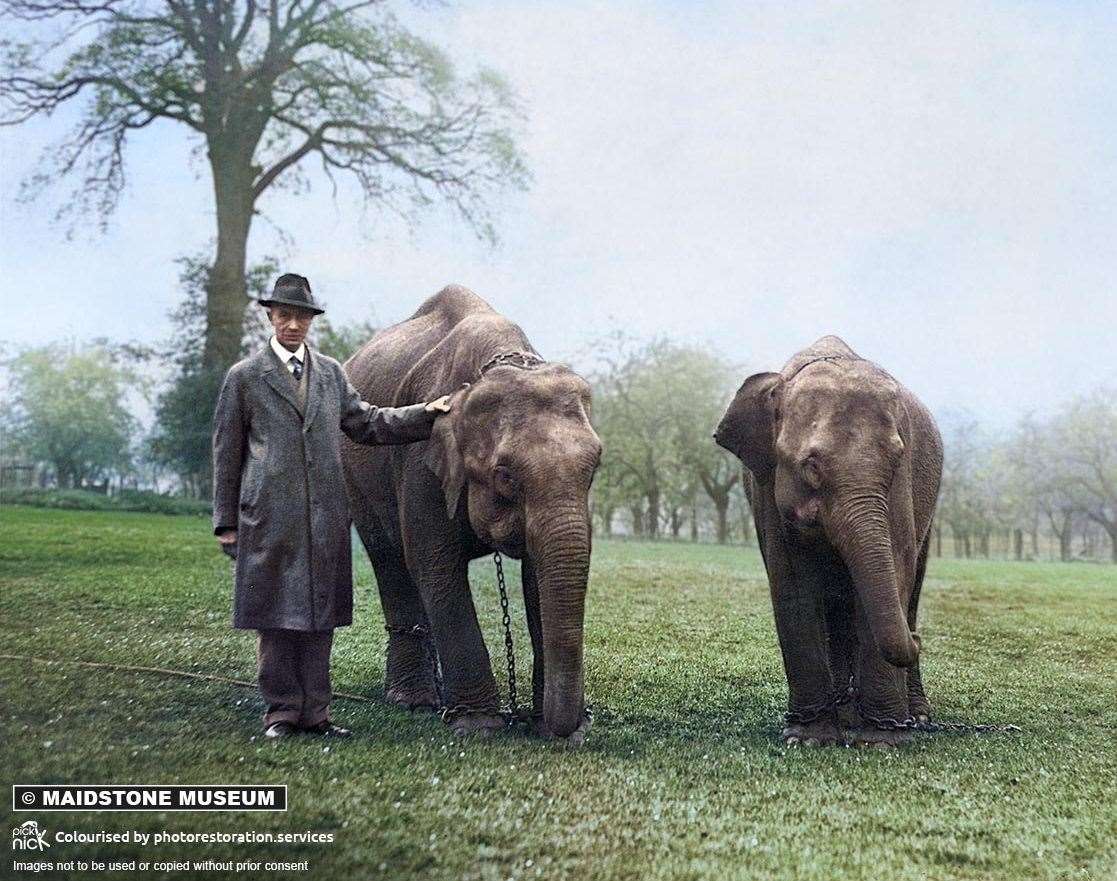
(855, 705, 918, 731)
(440, 703, 508, 724)
(384, 623, 429, 639)
(785, 699, 838, 725)
(785, 680, 853, 725)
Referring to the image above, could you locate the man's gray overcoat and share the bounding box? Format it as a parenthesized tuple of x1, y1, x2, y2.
(212, 344, 436, 631)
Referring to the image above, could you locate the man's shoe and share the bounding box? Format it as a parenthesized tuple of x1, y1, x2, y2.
(304, 721, 353, 738)
(264, 721, 298, 739)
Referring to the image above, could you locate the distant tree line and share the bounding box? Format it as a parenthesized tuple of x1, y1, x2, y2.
(0, 268, 376, 497)
(936, 393, 1117, 563)
(3, 328, 1114, 564)
(584, 336, 1116, 563)
(585, 334, 751, 545)
(1, 341, 142, 491)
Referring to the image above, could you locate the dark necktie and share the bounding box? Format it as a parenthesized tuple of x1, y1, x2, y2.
(291, 357, 303, 381)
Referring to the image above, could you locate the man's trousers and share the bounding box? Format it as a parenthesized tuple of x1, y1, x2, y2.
(256, 629, 334, 728)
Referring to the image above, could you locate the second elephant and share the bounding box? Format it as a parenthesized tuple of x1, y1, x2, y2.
(715, 336, 943, 747)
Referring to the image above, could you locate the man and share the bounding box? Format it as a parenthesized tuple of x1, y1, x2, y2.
(212, 273, 451, 739)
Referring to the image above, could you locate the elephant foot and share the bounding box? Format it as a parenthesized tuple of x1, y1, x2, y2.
(909, 702, 933, 727)
(447, 712, 507, 738)
(782, 719, 840, 747)
(846, 727, 913, 748)
(385, 686, 440, 713)
(530, 713, 593, 748)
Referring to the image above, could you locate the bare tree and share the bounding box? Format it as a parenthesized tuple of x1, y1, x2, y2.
(1, 0, 528, 371)
(589, 335, 676, 540)
(1054, 388, 1117, 562)
(589, 334, 743, 542)
(938, 411, 982, 558)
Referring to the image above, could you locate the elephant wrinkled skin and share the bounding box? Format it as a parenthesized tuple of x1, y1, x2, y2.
(341, 285, 601, 743)
(715, 336, 943, 747)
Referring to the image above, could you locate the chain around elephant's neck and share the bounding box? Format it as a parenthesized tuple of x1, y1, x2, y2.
(786, 353, 857, 381)
(478, 350, 546, 377)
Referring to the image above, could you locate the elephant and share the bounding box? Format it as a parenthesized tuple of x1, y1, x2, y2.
(714, 335, 943, 747)
(340, 285, 601, 743)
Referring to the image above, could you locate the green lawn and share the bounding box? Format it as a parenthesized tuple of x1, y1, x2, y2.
(2, 505, 1114, 881)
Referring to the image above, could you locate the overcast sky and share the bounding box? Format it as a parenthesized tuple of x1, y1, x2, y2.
(2, 1, 1115, 427)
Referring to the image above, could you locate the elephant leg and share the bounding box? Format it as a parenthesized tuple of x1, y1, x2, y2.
(410, 558, 504, 736)
(771, 546, 842, 746)
(369, 556, 440, 711)
(350, 506, 439, 711)
(906, 538, 932, 723)
(400, 472, 504, 736)
(849, 592, 912, 747)
(823, 573, 858, 729)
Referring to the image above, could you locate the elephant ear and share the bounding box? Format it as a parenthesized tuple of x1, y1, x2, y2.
(720, 372, 782, 477)
(890, 396, 912, 460)
(422, 387, 469, 519)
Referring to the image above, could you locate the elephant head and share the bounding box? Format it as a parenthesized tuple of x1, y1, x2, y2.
(424, 361, 602, 736)
(714, 362, 920, 668)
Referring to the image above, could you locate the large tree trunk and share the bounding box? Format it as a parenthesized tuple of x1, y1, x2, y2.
(202, 150, 256, 372)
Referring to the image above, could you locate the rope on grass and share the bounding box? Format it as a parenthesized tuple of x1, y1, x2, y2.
(0, 653, 378, 703)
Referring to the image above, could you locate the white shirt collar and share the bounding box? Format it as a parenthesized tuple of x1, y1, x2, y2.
(270, 335, 306, 365)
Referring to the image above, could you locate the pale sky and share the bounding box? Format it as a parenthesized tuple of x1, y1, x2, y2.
(2, 1, 1116, 427)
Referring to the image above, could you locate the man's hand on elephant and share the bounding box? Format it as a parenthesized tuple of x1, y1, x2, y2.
(425, 395, 452, 414)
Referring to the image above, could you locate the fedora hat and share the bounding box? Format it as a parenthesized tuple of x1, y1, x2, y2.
(258, 273, 325, 315)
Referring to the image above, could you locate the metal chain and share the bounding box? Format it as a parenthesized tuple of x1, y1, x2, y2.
(384, 623, 444, 704)
(432, 553, 523, 727)
(384, 623, 428, 638)
(785, 674, 1020, 735)
(785, 676, 856, 725)
(493, 551, 519, 720)
(856, 709, 919, 731)
(478, 350, 545, 377)
(914, 719, 1022, 735)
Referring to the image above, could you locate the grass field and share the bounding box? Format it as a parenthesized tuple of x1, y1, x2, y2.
(2, 505, 1115, 881)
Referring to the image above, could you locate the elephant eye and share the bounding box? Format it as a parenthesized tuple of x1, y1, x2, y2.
(493, 465, 519, 501)
(801, 455, 823, 489)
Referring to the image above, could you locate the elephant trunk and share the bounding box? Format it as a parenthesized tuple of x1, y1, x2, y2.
(830, 493, 919, 668)
(527, 500, 590, 738)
